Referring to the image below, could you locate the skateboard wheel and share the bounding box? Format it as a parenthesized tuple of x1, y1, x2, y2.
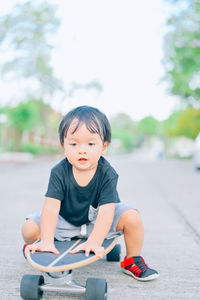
(85, 278, 107, 300)
(106, 244, 121, 261)
(20, 274, 44, 300)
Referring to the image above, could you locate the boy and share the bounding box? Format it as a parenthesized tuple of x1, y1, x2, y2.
(22, 105, 159, 281)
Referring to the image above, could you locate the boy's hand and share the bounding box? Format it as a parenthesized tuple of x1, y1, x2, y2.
(25, 241, 60, 257)
(70, 240, 104, 258)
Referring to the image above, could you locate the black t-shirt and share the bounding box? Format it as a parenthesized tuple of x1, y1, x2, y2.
(45, 156, 120, 226)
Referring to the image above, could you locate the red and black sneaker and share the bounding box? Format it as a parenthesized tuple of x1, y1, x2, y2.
(120, 256, 159, 281)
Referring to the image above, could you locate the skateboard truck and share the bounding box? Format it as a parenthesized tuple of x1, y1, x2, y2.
(40, 270, 86, 296)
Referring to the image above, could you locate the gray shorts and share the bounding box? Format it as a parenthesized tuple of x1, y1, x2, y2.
(26, 203, 136, 241)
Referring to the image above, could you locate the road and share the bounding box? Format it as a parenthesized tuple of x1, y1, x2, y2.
(0, 155, 200, 300)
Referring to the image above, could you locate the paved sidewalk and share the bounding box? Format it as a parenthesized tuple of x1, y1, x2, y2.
(0, 155, 200, 299)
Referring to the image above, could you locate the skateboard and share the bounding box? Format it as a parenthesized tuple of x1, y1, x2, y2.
(20, 236, 121, 300)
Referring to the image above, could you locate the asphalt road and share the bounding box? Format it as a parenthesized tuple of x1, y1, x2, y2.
(0, 155, 200, 300)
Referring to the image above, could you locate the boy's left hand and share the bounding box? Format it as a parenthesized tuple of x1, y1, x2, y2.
(70, 240, 104, 258)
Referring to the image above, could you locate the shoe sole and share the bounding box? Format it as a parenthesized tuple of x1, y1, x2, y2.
(22, 244, 27, 259)
(122, 268, 159, 281)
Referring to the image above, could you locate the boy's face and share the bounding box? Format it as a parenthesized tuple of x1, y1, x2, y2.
(63, 119, 109, 172)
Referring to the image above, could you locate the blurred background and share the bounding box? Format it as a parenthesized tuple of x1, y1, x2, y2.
(0, 0, 200, 167)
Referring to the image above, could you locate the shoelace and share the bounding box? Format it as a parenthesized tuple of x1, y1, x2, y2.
(135, 259, 149, 272)
(128, 264, 142, 277)
(126, 258, 149, 277)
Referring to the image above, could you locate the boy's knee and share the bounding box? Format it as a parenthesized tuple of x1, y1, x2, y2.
(127, 209, 141, 221)
(117, 209, 142, 231)
(22, 219, 40, 244)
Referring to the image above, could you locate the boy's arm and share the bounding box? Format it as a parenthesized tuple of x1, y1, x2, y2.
(88, 203, 115, 245)
(40, 197, 61, 243)
(70, 203, 115, 258)
(25, 197, 61, 256)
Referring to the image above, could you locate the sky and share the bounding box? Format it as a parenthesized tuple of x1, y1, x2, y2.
(0, 0, 179, 121)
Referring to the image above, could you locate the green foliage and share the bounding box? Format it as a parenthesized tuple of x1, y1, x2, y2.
(0, 99, 62, 152)
(176, 108, 200, 138)
(163, 0, 200, 103)
(20, 143, 59, 155)
(162, 107, 200, 139)
(110, 114, 163, 153)
(162, 110, 183, 136)
(162, 1, 200, 142)
(111, 127, 135, 152)
(173, 107, 200, 138)
(7, 101, 39, 133)
(138, 116, 159, 137)
(110, 113, 138, 152)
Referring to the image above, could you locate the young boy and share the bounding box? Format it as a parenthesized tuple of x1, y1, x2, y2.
(22, 105, 159, 281)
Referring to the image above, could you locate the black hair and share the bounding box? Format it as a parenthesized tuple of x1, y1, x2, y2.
(59, 106, 111, 145)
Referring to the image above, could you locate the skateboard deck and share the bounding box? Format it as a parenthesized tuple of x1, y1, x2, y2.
(27, 236, 118, 273)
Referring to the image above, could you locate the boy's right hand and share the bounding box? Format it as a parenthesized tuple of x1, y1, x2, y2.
(25, 241, 60, 257)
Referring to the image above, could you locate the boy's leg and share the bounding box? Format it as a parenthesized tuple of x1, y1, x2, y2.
(112, 204, 159, 281)
(116, 208, 144, 257)
(22, 219, 40, 244)
(22, 211, 83, 243)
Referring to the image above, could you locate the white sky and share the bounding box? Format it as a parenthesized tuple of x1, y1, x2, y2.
(0, 0, 179, 121)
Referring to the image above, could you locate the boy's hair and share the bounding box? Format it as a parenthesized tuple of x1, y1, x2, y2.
(59, 106, 111, 145)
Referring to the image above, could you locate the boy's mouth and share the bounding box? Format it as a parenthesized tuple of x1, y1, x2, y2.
(78, 158, 87, 161)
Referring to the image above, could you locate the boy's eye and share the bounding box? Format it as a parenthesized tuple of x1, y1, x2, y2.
(70, 143, 76, 146)
(88, 143, 95, 146)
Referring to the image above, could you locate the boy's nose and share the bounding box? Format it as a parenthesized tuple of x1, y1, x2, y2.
(78, 144, 87, 154)
(78, 146, 87, 154)
(78, 150, 86, 154)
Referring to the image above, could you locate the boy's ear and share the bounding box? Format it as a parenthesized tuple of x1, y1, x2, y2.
(102, 141, 109, 156)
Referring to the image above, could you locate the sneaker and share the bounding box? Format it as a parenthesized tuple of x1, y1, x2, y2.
(120, 256, 159, 281)
(23, 244, 28, 259)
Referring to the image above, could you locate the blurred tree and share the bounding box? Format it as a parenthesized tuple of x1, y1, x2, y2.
(138, 116, 160, 137)
(0, 2, 104, 153)
(163, 107, 200, 139)
(110, 113, 138, 152)
(162, 110, 182, 137)
(1, 99, 61, 151)
(68, 80, 103, 96)
(7, 101, 39, 151)
(176, 107, 200, 138)
(0, 106, 8, 150)
(0, 1, 63, 100)
(162, 0, 200, 105)
(0, 1, 103, 118)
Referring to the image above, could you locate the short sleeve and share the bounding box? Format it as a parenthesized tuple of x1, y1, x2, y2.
(98, 175, 120, 206)
(45, 169, 65, 201)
